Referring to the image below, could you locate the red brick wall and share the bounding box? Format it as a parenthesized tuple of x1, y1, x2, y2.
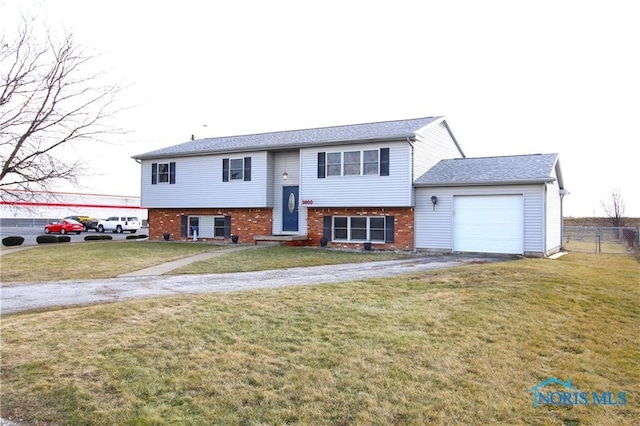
(307, 207, 415, 250)
(148, 208, 272, 243)
(148, 206, 415, 250)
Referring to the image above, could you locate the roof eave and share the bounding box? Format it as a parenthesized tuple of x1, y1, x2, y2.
(414, 177, 555, 187)
(132, 136, 415, 160)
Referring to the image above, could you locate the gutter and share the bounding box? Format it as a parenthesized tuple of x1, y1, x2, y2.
(413, 178, 556, 187)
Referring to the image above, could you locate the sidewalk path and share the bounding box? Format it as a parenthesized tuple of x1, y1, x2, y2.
(117, 245, 255, 277)
(1, 253, 508, 315)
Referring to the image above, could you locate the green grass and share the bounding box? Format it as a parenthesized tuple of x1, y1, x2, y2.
(1, 252, 638, 425)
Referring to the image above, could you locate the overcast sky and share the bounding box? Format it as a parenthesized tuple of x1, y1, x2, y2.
(3, 0, 639, 217)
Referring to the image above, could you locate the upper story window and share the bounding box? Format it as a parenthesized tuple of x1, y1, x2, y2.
(151, 162, 176, 184)
(318, 148, 389, 178)
(222, 157, 252, 182)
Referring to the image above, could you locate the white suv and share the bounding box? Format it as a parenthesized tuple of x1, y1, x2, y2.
(97, 216, 141, 234)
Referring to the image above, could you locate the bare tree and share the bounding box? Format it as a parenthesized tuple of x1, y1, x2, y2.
(600, 188, 626, 227)
(0, 17, 120, 202)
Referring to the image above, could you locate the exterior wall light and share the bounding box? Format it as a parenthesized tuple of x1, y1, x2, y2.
(431, 195, 438, 211)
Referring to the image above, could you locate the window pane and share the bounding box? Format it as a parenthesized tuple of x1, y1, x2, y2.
(333, 217, 347, 240)
(370, 217, 384, 228)
(344, 151, 360, 175)
(230, 158, 244, 180)
(327, 153, 341, 176)
(350, 217, 366, 227)
(351, 229, 367, 240)
(327, 164, 341, 176)
(370, 217, 385, 242)
(370, 230, 385, 241)
(363, 150, 379, 175)
(189, 217, 199, 236)
(214, 217, 225, 237)
(158, 163, 169, 182)
(350, 217, 367, 241)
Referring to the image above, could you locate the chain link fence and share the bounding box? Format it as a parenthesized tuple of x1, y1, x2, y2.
(564, 226, 640, 254)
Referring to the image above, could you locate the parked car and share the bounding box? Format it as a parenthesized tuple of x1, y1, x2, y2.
(44, 219, 84, 234)
(97, 216, 141, 233)
(64, 215, 99, 232)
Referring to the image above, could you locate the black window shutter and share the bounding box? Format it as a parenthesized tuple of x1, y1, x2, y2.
(385, 215, 394, 243)
(222, 158, 229, 182)
(180, 215, 188, 237)
(151, 163, 158, 184)
(317, 152, 326, 179)
(380, 148, 390, 176)
(169, 162, 176, 184)
(323, 216, 332, 239)
(224, 216, 231, 238)
(244, 157, 251, 181)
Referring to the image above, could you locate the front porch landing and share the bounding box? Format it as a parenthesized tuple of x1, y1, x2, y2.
(253, 235, 311, 245)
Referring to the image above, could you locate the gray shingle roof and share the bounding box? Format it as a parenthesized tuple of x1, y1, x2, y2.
(414, 153, 560, 186)
(133, 116, 442, 159)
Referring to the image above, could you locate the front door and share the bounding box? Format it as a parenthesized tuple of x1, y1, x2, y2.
(282, 186, 299, 232)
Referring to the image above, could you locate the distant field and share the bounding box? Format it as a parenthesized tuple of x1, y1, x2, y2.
(564, 216, 640, 227)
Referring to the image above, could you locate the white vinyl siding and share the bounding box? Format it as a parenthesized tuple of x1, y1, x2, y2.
(415, 185, 546, 255)
(272, 151, 306, 235)
(300, 141, 412, 207)
(413, 120, 464, 181)
(140, 152, 268, 208)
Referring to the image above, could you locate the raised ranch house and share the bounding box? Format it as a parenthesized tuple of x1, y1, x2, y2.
(133, 116, 565, 256)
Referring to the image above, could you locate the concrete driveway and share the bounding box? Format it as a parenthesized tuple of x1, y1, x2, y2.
(0, 253, 509, 315)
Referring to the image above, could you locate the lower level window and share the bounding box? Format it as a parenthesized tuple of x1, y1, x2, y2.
(214, 217, 225, 237)
(333, 216, 386, 242)
(187, 215, 227, 238)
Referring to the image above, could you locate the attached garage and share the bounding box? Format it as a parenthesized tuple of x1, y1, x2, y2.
(453, 195, 523, 254)
(414, 154, 565, 257)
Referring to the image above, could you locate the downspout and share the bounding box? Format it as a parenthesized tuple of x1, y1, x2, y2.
(560, 189, 568, 250)
(543, 184, 548, 256)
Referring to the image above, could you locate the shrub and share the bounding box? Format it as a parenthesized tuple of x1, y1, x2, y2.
(57, 236, 71, 243)
(2, 236, 25, 247)
(84, 235, 112, 241)
(37, 235, 58, 244)
(126, 234, 148, 240)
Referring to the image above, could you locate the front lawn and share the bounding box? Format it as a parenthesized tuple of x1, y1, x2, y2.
(1, 252, 638, 424)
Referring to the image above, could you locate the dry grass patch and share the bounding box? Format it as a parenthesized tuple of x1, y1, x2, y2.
(1, 253, 638, 425)
(170, 245, 413, 274)
(0, 242, 218, 284)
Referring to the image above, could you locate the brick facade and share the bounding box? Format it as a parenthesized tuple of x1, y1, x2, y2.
(148, 208, 273, 243)
(148, 206, 415, 250)
(307, 207, 415, 250)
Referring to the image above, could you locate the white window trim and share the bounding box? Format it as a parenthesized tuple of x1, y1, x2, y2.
(332, 216, 386, 242)
(158, 162, 170, 183)
(326, 149, 380, 177)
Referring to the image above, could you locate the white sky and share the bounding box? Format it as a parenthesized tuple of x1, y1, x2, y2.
(2, 0, 639, 217)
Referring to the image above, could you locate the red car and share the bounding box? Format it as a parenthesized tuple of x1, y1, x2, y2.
(44, 219, 84, 235)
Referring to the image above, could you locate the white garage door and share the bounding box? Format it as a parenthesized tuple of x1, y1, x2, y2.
(453, 195, 524, 254)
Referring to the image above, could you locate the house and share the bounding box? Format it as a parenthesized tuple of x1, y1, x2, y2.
(132, 116, 565, 256)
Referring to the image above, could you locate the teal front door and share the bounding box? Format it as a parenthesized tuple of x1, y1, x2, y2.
(282, 186, 299, 232)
